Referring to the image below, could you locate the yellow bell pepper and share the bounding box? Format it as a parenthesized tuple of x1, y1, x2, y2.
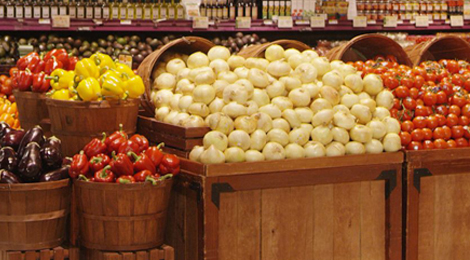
(113, 62, 135, 78)
(49, 89, 71, 100)
(47, 69, 75, 90)
(74, 58, 100, 82)
(99, 71, 125, 99)
(122, 75, 145, 99)
(76, 77, 101, 101)
(91, 52, 116, 74)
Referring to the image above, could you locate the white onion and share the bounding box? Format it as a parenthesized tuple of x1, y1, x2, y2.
(187, 52, 210, 69)
(205, 112, 234, 135)
(228, 130, 251, 150)
(183, 115, 206, 127)
(285, 143, 305, 159)
(266, 81, 286, 98)
(272, 97, 294, 111)
(227, 55, 245, 70)
(163, 111, 179, 124)
(374, 107, 391, 120)
(344, 73, 364, 93)
(189, 145, 205, 162)
(311, 57, 331, 77)
(333, 104, 350, 114)
(218, 71, 238, 84)
(341, 93, 360, 108)
(245, 150, 265, 162)
(311, 109, 334, 126)
(376, 90, 394, 110)
(326, 142, 346, 157)
(193, 84, 216, 104)
(209, 97, 225, 113)
(311, 125, 333, 145)
(288, 53, 309, 69)
(200, 145, 225, 164)
(363, 73, 384, 96)
(383, 133, 401, 152)
(252, 89, 270, 107)
(234, 79, 254, 96)
(188, 67, 212, 82)
(234, 116, 257, 134)
(173, 112, 190, 126)
(289, 128, 309, 146)
(248, 68, 270, 88)
(322, 70, 343, 90)
(166, 58, 186, 75)
(280, 76, 302, 91)
(338, 64, 357, 78)
(170, 94, 182, 111)
(222, 102, 247, 118)
(302, 50, 319, 61)
(263, 142, 286, 161)
(272, 118, 290, 133)
(351, 104, 372, 124)
(152, 65, 166, 79)
(293, 63, 318, 83)
(360, 98, 377, 113)
(155, 73, 176, 90)
(367, 119, 387, 139)
(194, 69, 216, 85)
(295, 108, 314, 123)
(188, 102, 210, 117)
(175, 79, 195, 95)
(350, 125, 373, 143)
(339, 85, 354, 97)
(288, 88, 311, 107)
(214, 80, 229, 98)
(383, 116, 400, 134)
(245, 57, 259, 69)
(284, 48, 301, 59)
(302, 83, 321, 98)
(210, 59, 230, 74)
(153, 89, 173, 108)
(208, 46, 231, 61)
(255, 59, 270, 71)
(224, 147, 246, 163)
(345, 141, 366, 155)
(333, 111, 356, 130)
(250, 129, 267, 151)
(267, 60, 291, 78)
(246, 101, 259, 116)
(251, 112, 273, 132)
(358, 92, 371, 100)
(259, 104, 282, 119)
(282, 109, 301, 128)
(365, 139, 384, 154)
(267, 128, 289, 146)
(330, 60, 344, 71)
(234, 67, 249, 78)
(176, 68, 191, 82)
(178, 95, 194, 112)
(332, 127, 350, 144)
(300, 123, 313, 134)
(155, 107, 171, 121)
(320, 86, 340, 105)
(203, 131, 228, 151)
(265, 44, 285, 62)
(222, 84, 249, 105)
(304, 141, 326, 157)
(310, 98, 333, 114)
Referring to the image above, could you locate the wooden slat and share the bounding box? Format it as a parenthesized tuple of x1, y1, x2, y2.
(6, 252, 22, 260)
(452, 174, 470, 260)
(261, 188, 284, 260)
(25, 251, 37, 260)
(53, 247, 64, 260)
(122, 252, 136, 260)
(148, 249, 159, 260)
(138, 115, 210, 138)
(163, 245, 175, 260)
(434, 175, 455, 259)
(218, 192, 238, 260)
(236, 191, 261, 260)
(104, 253, 122, 260)
(418, 177, 435, 260)
(135, 251, 148, 260)
(40, 249, 51, 260)
(313, 184, 334, 260)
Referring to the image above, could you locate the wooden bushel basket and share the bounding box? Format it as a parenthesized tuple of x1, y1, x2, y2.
(404, 35, 470, 66)
(12, 89, 50, 133)
(45, 98, 140, 156)
(326, 33, 413, 66)
(75, 179, 173, 251)
(238, 39, 311, 58)
(0, 179, 71, 251)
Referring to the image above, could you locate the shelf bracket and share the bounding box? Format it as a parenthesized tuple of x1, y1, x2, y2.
(413, 168, 432, 193)
(211, 183, 235, 209)
(376, 169, 397, 199)
(188, 181, 203, 203)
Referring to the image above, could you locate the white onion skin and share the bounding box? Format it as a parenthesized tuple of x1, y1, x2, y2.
(289, 128, 309, 146)
(272, 97, 294, 111)
(344, 73, 364, 93)
(311, 57, 331, 77)
(282, 109, 301, 128)
(189, 145, 205, 162)
(203, 131, 228, 151)
(250, 129, 267, 151)
(332, 127, 350, 145)
(224, 147, 246, 163)
(376, 90, 394, 110)
(259, 104, 282, 119)
(311, 125, 333, 145)
(367, 119, 387, 139)
(155, 73, 176, 90)
(200, 145, 225, 164)
(272, 118, 291, 133)
(365, 139, 384, 154)
(227, 55, 246, 70)
(350, 104, 372, 124)
(285, 143, 305, 159)
(300, 123, 313, 134)
(228, 130, 251, 151)
(360, 98, 377, 113)
(208, 46, 231, 61)
(266, 81, 286, 99)
(205, 112, 234, 135)
(222, 102, 248, 119)
(302, 83, 321, 98)
(345, 141, 366, 155)
(320, 85, 340, 105)
(363, 73, 384, 96)
(251, 112, 273, 132)
(350, 125, 373, 143)
(267, 129, 290, 146)
(322, 70, 343, 90)
(304, 141, 326, 157)
(265, 44, 285, 62)
(267, 60, 291, 78)
(187, 52, 210, 69)
(289, 88, 311, 107)
(295, 108, 314, 123)
(325, 141, 346, 157)
(252, 89, 270, 107)
(245, 150, 265, 162)
(311, 109, 334, 127)
(310, 98, 333, 114)
(280, 76, 302, 91)
(374, 107, 391, 120)
(383, 116, 401, 134)
(262, 142, 286, 161)
(383, 133, 401, 152)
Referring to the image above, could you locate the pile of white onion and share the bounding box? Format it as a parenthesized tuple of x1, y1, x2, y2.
(150, 44, 401, 164)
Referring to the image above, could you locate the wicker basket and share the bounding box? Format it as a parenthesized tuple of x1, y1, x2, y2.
(405, 35, 470, 66)
(238, 39, 311, 58)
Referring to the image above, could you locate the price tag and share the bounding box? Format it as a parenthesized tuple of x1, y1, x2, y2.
(52, 15, 70, 28)
(353, 16, 367, 27)
(120, 20, 132, 25)
(193, 16, 209, 29)
(78, 27, 91, 31)
(383, 15, 398, 27)
(328, 19, 339, 24)
(236, 17, 251, 29)
(415, 15, 429, 27)
(310, 15, 325, 28)
(278, 16, 293, 28)
(450, 15, 464, 27)
(118, 54, 133, 68)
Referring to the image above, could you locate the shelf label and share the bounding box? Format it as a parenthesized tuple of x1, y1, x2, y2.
(328, 19, 339, 24)
(52, 15, 70, 28)
(383, 15, 398, 27)
(415, 15, 429, 27)
(310, 15, 325, 28)
(120, 20, 132, 25)
(118, 54, 133, 68)
(236, 17, 251, 29)
(353, 16, 367, 27)
(450, 15, 464, 27)
(78, 27, 91, 31)
(193, 16, 209, 29)
(278, 16, 293, 28)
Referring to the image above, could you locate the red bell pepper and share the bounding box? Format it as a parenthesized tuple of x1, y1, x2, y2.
(25, 54, 41, 73)
(144, 144, 164, 167)
(17, 69, 33, 91)
(133, 170, 153, 182)
(128, 152, 156, 174)
(116, 175, 135, 184)
(32, 72, 51, 93)
(44, 49, 69, 68)
(83, 133, 107, 158)
(109, 152, 134, 177)
(145, 173, 172, 185)
(69, 151, 90, 178)
(68, 56, 79, 71)
(10, 73, 18, 89)
(78, 174, 93, 182)
(118, 139, 140, 154)
(17, 52, 39, 70)
(159, 154, 180, 175)
(32, 60, 46, 74)
(129, 134, 149, 153)
(9, 67, 18, 77)
(94, 165, 115, 183)
(105, 125, 128, 154)
(45, 56, 63, 75)
(89, 153, 111, 173)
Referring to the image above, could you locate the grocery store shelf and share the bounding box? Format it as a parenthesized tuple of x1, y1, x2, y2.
(1, 18, 470, 32)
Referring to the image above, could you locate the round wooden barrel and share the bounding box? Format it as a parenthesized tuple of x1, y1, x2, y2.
(45, 98, 140, 156)
(137, 36, 215, 116)
(0, 179, 71, 250)
(238, 39, 312, 58)
(405, 35, 470, 66)
(75, 179, 173, 251)
(13, 89, 50, 133)
(326, 34, 412, 66)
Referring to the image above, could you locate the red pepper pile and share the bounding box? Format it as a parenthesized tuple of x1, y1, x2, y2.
(12, 49, 77, 93)
(69, 126, 179, 184)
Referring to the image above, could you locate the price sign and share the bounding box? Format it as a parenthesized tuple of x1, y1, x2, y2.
(310, 15, 325, 28)
(328, 19, 339, 24)
(236, 17, 251, 29)
(415, 15, 429, 27)
(118, 54, 133, 68)
(52, 15, 70, 28)
(353, 16, 367, 27)
(450, 15, 464, 27)
(78, 27, 91, 31)
(120, 20, 132, 25)
(383, 15, 398, 27)
(193, 16, 209, 29)
(38, 18, 51, 24)
(278, 16, 293, 28)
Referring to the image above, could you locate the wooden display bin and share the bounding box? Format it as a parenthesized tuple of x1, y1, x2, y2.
(81, 245, 174, 260)
(166, 153, 403, 260)
(405, 148, 470, 260)
(0, 246, 79, 260)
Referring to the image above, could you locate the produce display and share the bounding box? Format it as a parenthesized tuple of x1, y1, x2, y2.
(149, 44, 401, 163)
(0, 72, 15, 102)
(211, 32, 268, 54)
(69, 128, 179, 183)
(352, 57, 470, 150)
(0, 97, 19, 129)
(0, 35, 18, 66)
(0, 124, 68, 183)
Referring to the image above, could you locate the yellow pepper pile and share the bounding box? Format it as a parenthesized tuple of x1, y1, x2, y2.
(0, 98, 19, 129)
(48, 52, 145, 101)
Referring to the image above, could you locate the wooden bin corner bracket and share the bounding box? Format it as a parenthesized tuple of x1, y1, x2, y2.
(376, 169, 397, 199)
(211, 183, 235, 209)
(189, 181, 203, 203)
(413, 168, 433, 193)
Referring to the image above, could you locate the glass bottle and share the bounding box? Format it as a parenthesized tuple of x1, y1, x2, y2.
(68, 0, 76, 18)
(237, 0, 243, 16)
(143, 0, 152, 19)
(58, 0, 67, 15)
(135, 0, 144, 19)
(176, 0, 184, 19)
(210, 0, 217, 19)
(200, 0, 206, 16)
(24, 0, 33, 18)
(0, 0, 5, 18)
(229, 0, 235, 19)
(251, 0, 257, 18)
(216, 0, 222, 18)
(15, 0, 24, 18)
(244, 0, 251, 17)
(127, 0, 135, 19)
(76, 0, 85, 18)
(223, 0, 229, 19)
(152, 0, 159, 19)
(286, 0, 291, 16)
(102, 0, 110, 18)
(159, 0, 167, 19)
(33, 0, 41, 18)
(84, 0, 92, 18)
(168, 0, 175, 19)
(93, 0, 101, 18)
(119, 0, 127, 19)
(110, 0, 118, 19)
(50, 0, 59, 16)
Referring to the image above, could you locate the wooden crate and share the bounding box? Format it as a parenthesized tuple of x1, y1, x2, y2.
(0, 246, 79, 260)
(166, 153, 403, 260)
(405, 148, 470, 260)
(81, 245, 174, 260)
(137, 115, 210, 158)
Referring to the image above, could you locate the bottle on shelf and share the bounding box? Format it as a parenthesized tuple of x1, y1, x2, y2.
(135, 0, 144, 19)
(41, 0, 51, 18)
(84, 0, 93, 18)
(127, 0, 135, 19)
(210, 0, 217, 19)
(143, 0, 152, 19)
(237, 0, 244, 16)
(229, 0, 235, 19)
(76, 0, 85, 18)
(152, 0, 159, 19)
(223, 0, 229, 19)
(262, 0, 267, 18)
(274, 0, 279, 16)
(93, 0, 101, 18)
(33, 0, 41, 18)
(159, 0, 167, 19)
(168, 0, 176, 19)
(176, 0, 184, 19)
(15, 0, 24, 18)
(5, 0, 14, 18)
(24, 0, 32, 18)
(279, 0, 285, 16)
(217, 0, 223, 18)
(285, 0, 291, 16)
(0, 0, 5, 19)
(50, 0, 59, 17)
(200, 0, 206, 16)
(102, 0, 110, 18)
(244, 0, 251, 17)
(58, 0, 67, 15)
(251, 0, 258, 18)
(68, 0, 77, 18)
(119, 0, 127, 19)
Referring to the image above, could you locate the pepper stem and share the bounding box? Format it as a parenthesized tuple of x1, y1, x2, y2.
(99, 165, 111, 178)
(157, 143, 165, 149)
(90, 157, 103, 164)
(160, 174, 173, 180)
(111, 151, 117, 160)
(45, 75, 59, 81)
(77, 174, 90, 181)
(127, 151, 140, 162)
(145, 175, 158, 185)
(101, 132, 107, 143)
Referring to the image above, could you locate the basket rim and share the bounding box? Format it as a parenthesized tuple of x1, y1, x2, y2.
(44, 97, 141, 106)
(74, 177, 173, 190)
(0, 178, 70, 190)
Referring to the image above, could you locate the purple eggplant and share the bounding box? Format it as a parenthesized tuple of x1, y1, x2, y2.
(0, 147, 17, 172)
(0, 169, 22, 183)
(62, 157, 73, 166)
(40, 136, 63, 171)
(17, 126, 45, 158)
(0, 122, 10, 138)
(17, 142, 42, 182)
(39, 165, 70, 182)
(1, 129, 25, 151)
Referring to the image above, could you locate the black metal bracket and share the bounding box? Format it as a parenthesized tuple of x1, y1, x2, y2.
(188, 181, 203, 203)
(376, 169, 397, 199)
(211, 183, 235, 209)
(413, 168, 432, 193)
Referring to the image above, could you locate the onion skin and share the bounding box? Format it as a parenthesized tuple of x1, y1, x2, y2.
(200, 145, 226, 164)
(262, 142, 286, 161)
(245, 150, 265, 162)
(203, 131, 228, 151)
(285, 143, 305, 159)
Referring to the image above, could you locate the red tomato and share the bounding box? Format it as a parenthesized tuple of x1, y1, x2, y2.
(395, 86, 410, 98)
(435, 105, 448, 116)
(459, 116, 470, 126)
(409, 88, 420, 99)
(403, 97, 417, 110)
(464, 126, 470, 139)
(400, 132, 412, 146)
(401, 120, 414, 132)
(415, 105, 429, 117)
(426, 115, 439, 129)
(452, 94, 468, 107)
(423, 92, 437, 106)
(447, 139, 457, 148)
(422, 128, 433, 140)
(436, 114, 447, 126)
(401, 77, 415, 89)
(436, 91, 447, 104)
(452, 74, 464, 86)
(455, 138, 469, 147)
(442, 126, 452, 140)
(446, 60, 460, 74)
(407, 141, 423, 151)
(384, 76, 399, 90)
(434, 139, 448, 149)
(413, 67, 427, 78)
(448, 105, 461, 116)
(462, 104, 470, 117)
(446, 113, 459, 127)
(412, 116, 427, 129)
(423, 140, 435, 150)
(411, 129, 424, 141)
(433, 127, 445, 139)
(393, 98, 401, 109)
(413, 75, 425, 89)
(452, 125, 465, 139)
